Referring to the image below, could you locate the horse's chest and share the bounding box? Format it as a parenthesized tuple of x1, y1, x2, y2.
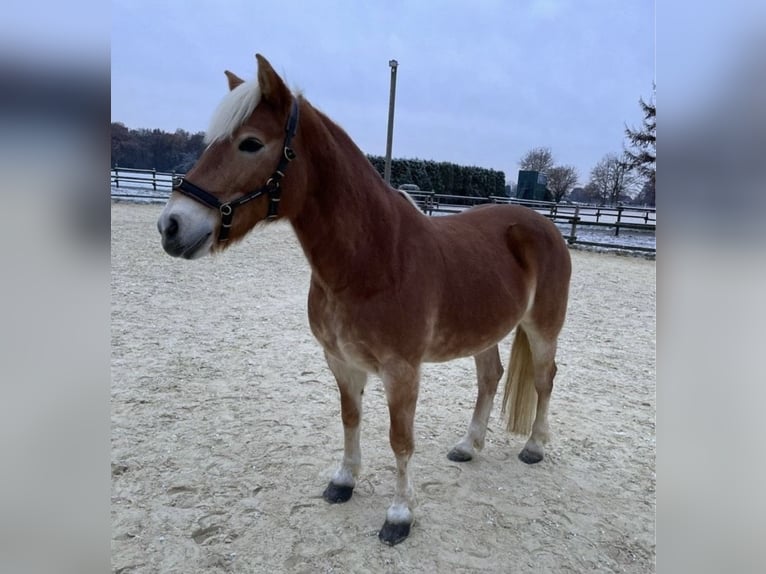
(308, 294, 345, 345)
(308, 292, 364, 358)
(307, 291, 379, 368)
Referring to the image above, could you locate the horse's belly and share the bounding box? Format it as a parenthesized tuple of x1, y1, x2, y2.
(422, 318, 516, 362)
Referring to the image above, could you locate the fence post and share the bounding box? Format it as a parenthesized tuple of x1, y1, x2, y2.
(569, 205, 579, 244)
(615, 205, 623, 236)
(114, 164, 119, 189)
(152, 168, 157, 191)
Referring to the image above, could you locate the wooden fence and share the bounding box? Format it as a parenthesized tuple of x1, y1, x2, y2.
(111, 167, 655, 253)
(407, 191, 655, 252)
(111, 166, 177, 200)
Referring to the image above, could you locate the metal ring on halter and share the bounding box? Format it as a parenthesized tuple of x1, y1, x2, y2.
(220, 203, 233, 216)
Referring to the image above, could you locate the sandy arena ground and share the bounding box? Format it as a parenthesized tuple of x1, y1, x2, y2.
(111, 202, 655, 573)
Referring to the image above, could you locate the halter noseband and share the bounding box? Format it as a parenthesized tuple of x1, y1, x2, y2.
(171, 98, 300, 242)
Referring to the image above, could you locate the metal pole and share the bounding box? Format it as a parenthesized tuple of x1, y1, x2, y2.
(384, 59, 398, 185)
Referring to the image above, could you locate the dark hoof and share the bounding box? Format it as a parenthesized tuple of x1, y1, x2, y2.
(378, 520, 411, 546)
(447, 448, 473, 462)
(322, 482, 354, 503)
(518, 448, 544, 464)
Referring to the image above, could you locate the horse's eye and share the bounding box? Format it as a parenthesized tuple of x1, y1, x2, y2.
(238, 138, 263, 153)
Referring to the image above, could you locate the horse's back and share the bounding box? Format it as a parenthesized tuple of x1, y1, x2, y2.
(430, 204, 569, 271)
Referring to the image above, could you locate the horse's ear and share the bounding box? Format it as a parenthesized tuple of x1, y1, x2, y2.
(255, 54, 290, 108)
(224, 70, 245, 91)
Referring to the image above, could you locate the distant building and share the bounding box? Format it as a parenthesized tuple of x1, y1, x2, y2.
(516, 170, 552, 201)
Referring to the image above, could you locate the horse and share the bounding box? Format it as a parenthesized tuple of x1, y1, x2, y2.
(157, 54, 571, 546)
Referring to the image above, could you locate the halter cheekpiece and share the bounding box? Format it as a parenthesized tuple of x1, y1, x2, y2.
(171, 98, 300, 242)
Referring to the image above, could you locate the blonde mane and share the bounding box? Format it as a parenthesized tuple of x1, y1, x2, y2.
(205, 80, 262, 144)
(397, 189, 421, 211)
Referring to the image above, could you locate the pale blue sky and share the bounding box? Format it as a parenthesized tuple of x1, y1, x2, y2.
(111, 0, 654, 186)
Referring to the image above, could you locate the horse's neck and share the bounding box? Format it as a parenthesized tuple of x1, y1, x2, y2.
(289, 102, 409, 293)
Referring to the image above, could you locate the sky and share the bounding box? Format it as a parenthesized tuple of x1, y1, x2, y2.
(111, 0, 655, 186)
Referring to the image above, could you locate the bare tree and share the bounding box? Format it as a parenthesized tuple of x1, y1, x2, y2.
(589, 153, 641, 206)
(519, 147, 554, 173)
(581, 183, 601, 204)
(547, 165, 579, 202)
(633, 179, 655, 207)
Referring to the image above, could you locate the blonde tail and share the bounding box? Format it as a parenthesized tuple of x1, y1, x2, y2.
(501, 326, 537, 436)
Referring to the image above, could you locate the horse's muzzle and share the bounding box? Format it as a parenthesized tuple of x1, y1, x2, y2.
(157, 209, 214, 259)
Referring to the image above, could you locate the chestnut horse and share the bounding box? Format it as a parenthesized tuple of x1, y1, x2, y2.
(158, 54, 571, 546)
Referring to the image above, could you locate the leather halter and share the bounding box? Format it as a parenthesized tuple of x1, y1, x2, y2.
(171, 98, 299, 242)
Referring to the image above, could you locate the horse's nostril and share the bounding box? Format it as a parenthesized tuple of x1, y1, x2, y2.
(166, 215, 179, 238)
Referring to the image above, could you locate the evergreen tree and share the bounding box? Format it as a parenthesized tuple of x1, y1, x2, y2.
(624, 93, 656, 204)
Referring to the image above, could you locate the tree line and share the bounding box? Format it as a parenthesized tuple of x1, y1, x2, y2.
(112, 90, 654, 206)
(111, 122, 506, 198)
(111, 123, 205, 174)
(515, 93, 655, 207)
(366, 155, 506, 198)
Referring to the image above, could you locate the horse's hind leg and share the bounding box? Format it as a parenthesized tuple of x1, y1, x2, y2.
(322, 353, 367, 503)
(519, 327, 558, 464)
(448, 345, 504, 462)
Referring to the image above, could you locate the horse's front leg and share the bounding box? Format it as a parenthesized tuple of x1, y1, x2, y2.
(322, 353, 367, 503)
(378, 361, 420, 545)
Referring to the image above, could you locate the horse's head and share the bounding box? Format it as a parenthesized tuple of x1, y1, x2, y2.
(158, 54, 306, 258)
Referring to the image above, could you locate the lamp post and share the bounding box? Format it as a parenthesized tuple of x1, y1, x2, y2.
(383, 59, 398, 185)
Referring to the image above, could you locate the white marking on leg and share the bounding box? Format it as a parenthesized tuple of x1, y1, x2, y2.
(332, 426, 360, 487)
(453, 347, 503, 457)
(325, 354, 366, 488)
(469, 400, 494, 449)
(525, 394, 551, 456)
(386, 503, 413, 525)
(386, 454, 415, 525)
(521, 328, 557, 459)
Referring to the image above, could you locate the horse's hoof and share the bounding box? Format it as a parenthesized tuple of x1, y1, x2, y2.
(447, 448, 473, 462)
(322, 482, 354, 503)
(378, 520, 411, 546)
(518, 448, 544, 464)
